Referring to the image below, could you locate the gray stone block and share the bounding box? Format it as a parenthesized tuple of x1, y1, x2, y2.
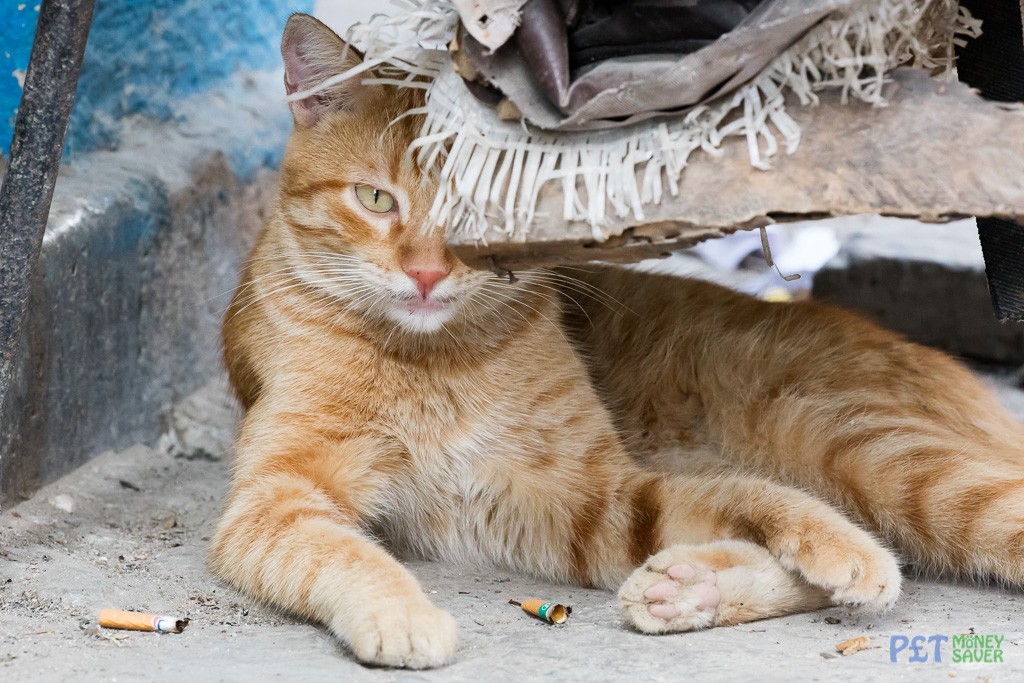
(0, 72, 287, 506)
(813, 219, 1024, 364)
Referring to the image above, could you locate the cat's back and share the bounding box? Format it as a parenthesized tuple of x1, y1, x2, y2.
(558, 265, 1013, 462)
(558, 264, 915, 378)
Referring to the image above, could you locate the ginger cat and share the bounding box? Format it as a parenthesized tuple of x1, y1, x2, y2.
(211, 14, 1024, 669)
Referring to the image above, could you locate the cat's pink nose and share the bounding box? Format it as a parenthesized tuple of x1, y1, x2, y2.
(404, 267, 449, 297)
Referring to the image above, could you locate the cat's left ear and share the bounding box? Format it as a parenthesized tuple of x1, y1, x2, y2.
(281, 13, 366, 127)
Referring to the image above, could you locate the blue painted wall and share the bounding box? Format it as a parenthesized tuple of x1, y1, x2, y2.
(0, 0, 312, 157)
(0, 2, 39, 152)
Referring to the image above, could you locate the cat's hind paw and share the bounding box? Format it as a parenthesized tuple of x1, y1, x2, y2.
(770, 520, 902, 611)
(618, 549, 721, 634)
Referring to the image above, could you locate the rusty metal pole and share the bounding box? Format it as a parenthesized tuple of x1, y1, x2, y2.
(0, 0, 95, 412)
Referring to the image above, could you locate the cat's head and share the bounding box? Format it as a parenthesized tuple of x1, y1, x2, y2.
(270, 13, 514, 338)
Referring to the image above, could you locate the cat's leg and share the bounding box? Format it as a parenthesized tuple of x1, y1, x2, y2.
(618, 540, 829, 633)
(634, 473, 903, 610)
(575, 472, 901, 631)
(210, 426, 456, 669)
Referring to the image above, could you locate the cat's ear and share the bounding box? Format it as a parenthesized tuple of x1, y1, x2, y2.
(281, 13, 365, 127)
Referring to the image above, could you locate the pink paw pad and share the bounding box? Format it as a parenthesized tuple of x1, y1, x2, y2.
(667, 564, 696, 580)
(643, 581, 679, 602)
(648, 603, 682, 620)
(645, 565, 721, 622)
(691, 581, 721, 612)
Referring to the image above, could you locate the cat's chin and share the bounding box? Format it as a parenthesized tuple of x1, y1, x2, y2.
(385, 302, 458, 334)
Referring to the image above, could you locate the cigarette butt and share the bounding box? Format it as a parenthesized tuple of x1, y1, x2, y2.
(509, 598, 571, 624)
(98, 609, 189, 633)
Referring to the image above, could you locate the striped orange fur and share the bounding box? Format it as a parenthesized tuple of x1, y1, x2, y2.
(210, 14, 1024, 669)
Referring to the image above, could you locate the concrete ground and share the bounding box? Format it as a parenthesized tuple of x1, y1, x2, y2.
(2, 377, 1023, 682)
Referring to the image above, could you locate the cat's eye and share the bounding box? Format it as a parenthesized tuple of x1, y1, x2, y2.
(355, 184, 395, 214)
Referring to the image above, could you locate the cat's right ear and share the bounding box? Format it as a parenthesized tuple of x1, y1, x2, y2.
(281, 13, 365, 127)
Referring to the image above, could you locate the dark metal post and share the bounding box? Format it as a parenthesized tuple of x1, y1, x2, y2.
(0, 0, 95, 411)
(956, 0, 1024, 322)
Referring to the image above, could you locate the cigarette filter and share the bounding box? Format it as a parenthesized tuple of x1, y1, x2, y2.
(509, 598, 571, 624)
(98, 609, 189, 633)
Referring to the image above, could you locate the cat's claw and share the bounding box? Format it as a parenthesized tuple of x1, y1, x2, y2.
(619, 554, 721, 634)
(337, 598, 457, 669)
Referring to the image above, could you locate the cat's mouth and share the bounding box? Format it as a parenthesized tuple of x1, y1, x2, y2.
(400, 294, 456, 316)
(387, 293, 461, 333)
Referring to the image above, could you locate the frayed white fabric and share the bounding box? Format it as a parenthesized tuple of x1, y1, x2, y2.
(296, 0, 979, 242)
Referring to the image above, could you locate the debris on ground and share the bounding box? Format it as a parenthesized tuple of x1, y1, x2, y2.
(509, 598, 572, 625)
(836, 636, 872, 656)
(98, 609, 189, 633)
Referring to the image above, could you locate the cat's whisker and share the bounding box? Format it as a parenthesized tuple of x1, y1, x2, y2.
(437, 320, 460, 346)
(229, 274, 378, 322)
(497, 277, 596, 329)
(207, 263, 313, 311)
(469, 288, 531, 330)
(202, 256, 304, 307)
(520, 275, 623, 315)
(530, 268, 634, 309)
(225, 276, 306, 319)
(226, 268, 337, 312)
(286, 281, 383, 329)
(382, 322, 400, 351)
(465, 290, 515, 338)
(479, 281, 570, 338)
(290, 290, 348, 327)
(252, 252, 364, 266)
(526, 269, 636, 317)
(474, 285, 568, 344)
(343, 289, 385, 315)
(227, 258, 369, 301)
(248, 254, 367, 280)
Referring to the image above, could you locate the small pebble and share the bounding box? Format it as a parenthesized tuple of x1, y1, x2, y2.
(49, 495, 74, 513)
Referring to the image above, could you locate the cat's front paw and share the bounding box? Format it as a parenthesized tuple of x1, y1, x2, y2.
(770, 519, 901, 610)
(336, 598, 457, 669)
(618, 548, 721, 634)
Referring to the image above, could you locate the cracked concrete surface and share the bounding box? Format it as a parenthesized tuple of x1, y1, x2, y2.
(2, 376, 1023, 682)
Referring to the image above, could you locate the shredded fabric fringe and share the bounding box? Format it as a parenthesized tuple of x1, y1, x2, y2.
(301, 0, 980, 242)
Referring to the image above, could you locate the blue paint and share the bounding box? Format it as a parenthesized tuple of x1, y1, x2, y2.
(187, 72, 297, 183)
(1, 0, 312, 157)
(0, 2, 39, 152)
